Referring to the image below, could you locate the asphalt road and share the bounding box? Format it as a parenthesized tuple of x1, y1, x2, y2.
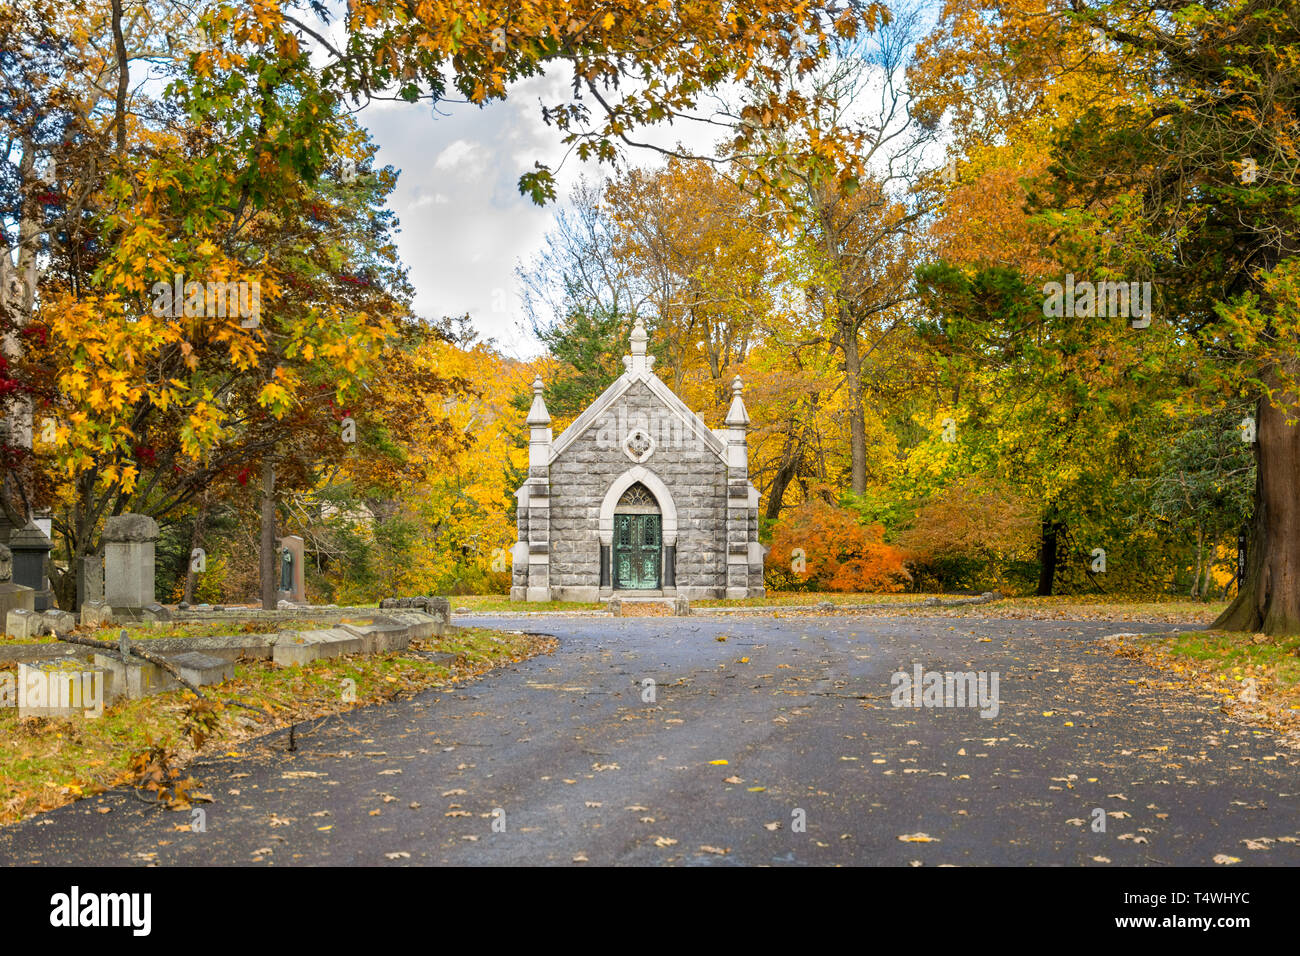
(2, 613, 1297, 866)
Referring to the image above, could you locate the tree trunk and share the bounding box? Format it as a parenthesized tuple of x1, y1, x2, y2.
(765, 433, 803, 521)
(1191, 528, 1203, 599)
(842, 318, 867, 494)
(1213, 379, 1300, 635)
(1036, 517, 1059, 596)
(260, 458, 276, 610)
(183, 498, 209, 604)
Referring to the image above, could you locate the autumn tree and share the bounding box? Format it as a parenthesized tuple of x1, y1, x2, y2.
(738, 7, 937, 496)
(1025, 0, 1300, 631)
(14, 1, 414, 608)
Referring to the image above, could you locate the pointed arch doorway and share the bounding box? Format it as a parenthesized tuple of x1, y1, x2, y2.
(613, 483, 661, 589)
(598, 466, 678, 594)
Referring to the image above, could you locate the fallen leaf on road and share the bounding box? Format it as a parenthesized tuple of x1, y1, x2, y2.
(652, 836, 678, 847)
(764, 822, 782, 831)
(699, 845, 729, 855)
(708, 759, 729, 765)
(384, 851, 410, 860)
(572, 853, 588, 863)
(723, 776, 744, 784)
(898, 832, 938, 843)
(1213, 854, 1241, 865)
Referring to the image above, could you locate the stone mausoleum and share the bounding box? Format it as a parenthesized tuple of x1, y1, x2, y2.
(511, 319, 765, 602)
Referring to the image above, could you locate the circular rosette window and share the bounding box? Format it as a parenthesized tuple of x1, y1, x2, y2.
(623, 427, 656, 463)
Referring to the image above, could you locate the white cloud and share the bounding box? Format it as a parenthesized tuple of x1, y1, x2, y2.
(433, 139, 482, 170)
(361, 70, 741, 360)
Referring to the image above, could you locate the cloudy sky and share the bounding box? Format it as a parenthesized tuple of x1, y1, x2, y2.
(359, 70, 723, 362)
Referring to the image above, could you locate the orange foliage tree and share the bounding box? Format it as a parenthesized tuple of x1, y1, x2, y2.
(766, 497, 910, 593)
(896, 477, 1039, 592)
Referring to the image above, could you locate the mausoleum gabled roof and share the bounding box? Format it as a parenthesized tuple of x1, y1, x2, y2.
(547, 318, 726, 465)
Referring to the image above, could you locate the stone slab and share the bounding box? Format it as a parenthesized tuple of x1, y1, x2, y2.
(164, 651, 235, 686)
(6, 608, 40, 639)
(0, 583, 36, 628)
(92, 652, 178, 702)
(339, 622, 410, 655)
(272, 628, 363, 666)
(41, 609, 78, 637)
(80, 600, 112, 628)
(607, 595, 691, 617)
(380, 610, 442, 640)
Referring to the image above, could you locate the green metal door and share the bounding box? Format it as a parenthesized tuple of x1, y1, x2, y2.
(614, 514, 661, 589)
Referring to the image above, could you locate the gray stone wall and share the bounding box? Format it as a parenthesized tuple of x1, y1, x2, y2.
(547, 381, 728, 598)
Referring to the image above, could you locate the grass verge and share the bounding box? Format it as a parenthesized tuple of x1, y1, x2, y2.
(449, 591, 1225, 624)
(1104, 629, 1300, 744)
(0, 626, 555, 826)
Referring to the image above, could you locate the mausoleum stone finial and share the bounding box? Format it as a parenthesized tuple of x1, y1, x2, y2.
(527, 377, 550, 426)
(725, 375, 749, 427)
(623, 317, 655, 374)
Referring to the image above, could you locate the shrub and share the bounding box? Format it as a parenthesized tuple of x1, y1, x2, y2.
(766, 499, 911, 592)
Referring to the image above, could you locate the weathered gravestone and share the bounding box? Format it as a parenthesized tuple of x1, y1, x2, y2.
(103, 513, 158, 616)
(9, 522, 54, 612)
(77, 551, 105, 607)
(0, 544, 35, 631)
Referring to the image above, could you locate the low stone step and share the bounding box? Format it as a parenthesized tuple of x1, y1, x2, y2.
(340, 621, 411, 654)
(607, 595, 691, 617)
(164, 651, 235, 687)
(272, 628, 363, 666)
(380, 610, 443, 640)
(93, 652, 179, 702)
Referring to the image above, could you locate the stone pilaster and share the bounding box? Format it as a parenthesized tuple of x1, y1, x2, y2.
(525, 378, 553, 602)
(724, 376, 751, 600)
